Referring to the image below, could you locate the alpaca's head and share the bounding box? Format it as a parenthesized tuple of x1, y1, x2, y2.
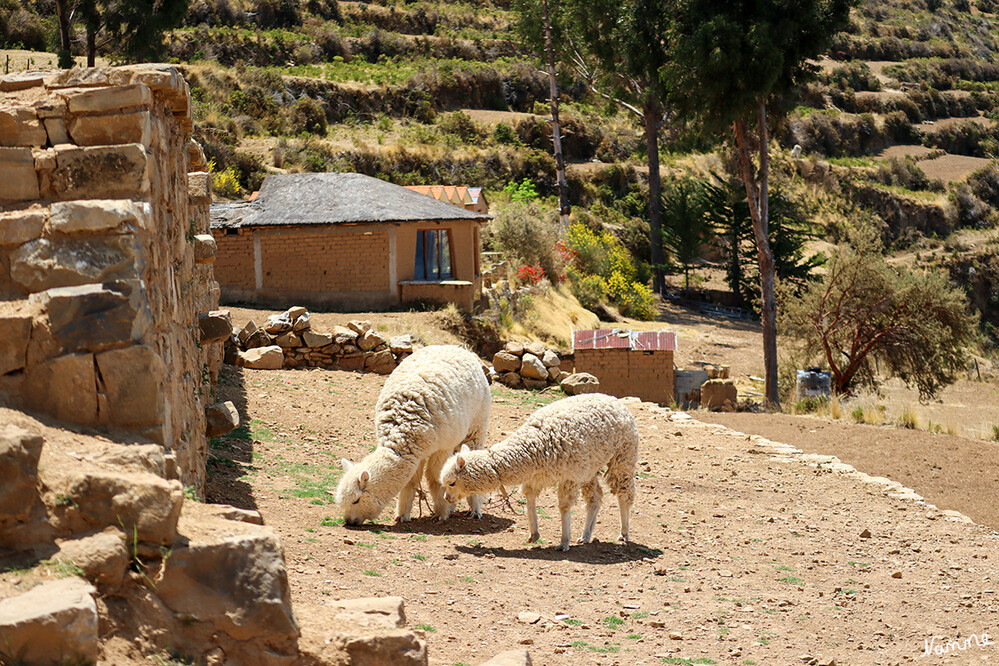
(335, 457, 385, 525)
(441, 444, 476, 505)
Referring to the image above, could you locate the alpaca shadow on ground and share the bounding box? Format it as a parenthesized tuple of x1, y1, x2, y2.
(454, 539, 664, 564)
(344, 513, 518, 536)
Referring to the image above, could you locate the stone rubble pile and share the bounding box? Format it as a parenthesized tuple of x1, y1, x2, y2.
(490, 341, 600, 395)
(227, 307, 414, 375)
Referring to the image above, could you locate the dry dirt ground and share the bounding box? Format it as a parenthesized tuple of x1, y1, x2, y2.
(208, 308, 999, 666)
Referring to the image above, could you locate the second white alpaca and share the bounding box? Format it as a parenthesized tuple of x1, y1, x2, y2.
(335, 345, 490, 525)
(440, 393, 638, 551)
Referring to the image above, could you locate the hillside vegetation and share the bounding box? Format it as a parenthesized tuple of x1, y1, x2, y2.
(4, 0, 999, 348)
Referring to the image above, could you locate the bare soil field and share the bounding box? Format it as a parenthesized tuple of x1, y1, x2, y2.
(0, 48, 110, 72)
(876, 145, 937, 160)
(204, 307, 999, 665)
(918, 154, 995, 183)
(462, 109, 542, 126)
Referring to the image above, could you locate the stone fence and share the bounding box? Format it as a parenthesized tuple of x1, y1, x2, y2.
(0, 64, 223, 493)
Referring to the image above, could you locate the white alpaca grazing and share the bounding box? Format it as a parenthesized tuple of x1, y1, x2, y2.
(440, 393, 638, 551)
(335, 345, 490, 525)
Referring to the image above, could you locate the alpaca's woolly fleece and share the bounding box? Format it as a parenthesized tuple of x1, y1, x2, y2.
(440, 393, 638, 550)
(335, 345, 490, 525)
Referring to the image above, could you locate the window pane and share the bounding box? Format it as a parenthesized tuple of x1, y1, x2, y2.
(427, 230, 440, 280)
(414, 230, 426, 280)
(440, 230, 452, 278)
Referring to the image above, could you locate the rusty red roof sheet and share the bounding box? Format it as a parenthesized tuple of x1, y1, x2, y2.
(573, 329, 677, 351)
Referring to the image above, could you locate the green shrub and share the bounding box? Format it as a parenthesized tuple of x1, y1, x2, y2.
(572, 273, 607, 310)
(502, 178, 539, 202)
(289, 97, 327, 135)
(487, 200, 560, 278)
(606, 271, 657, 320)
(438, 111, 481, 142)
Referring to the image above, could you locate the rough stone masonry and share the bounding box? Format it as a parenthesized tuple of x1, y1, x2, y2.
(0, 64, 223, 494)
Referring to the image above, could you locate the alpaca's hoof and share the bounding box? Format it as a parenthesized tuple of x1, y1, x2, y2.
(558, 542, 571, 552)
(394, 515, 410, 524)
(617, 533, 629, 544)
(469, 509, 483, 519)
(527, 533, 540, 543)
(433, 513, 450, 523)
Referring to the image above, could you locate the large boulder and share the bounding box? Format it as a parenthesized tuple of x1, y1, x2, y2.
(205, 401, 239, 438)
(492, 351, 521, 374)
(541, 350, 560, 368)
(358, 329, 386, 352)
(52, 529, 129, 588)
(51, 469, 183, 546)
(239, 345, 284, 370)
(301, 330, 332, 348)
(264, 311, 293, 334)
(701, 379, 737, 410)
(526, 341, 546, 358)
(561, 372, 600, 395)
(519, 353, 548, 380)
(0, 425, 49, 550)
(198, 310, 233, 344)
(389, 334, 413, 355)
(0, 313, 32, 375)
(364, 350, 396, 375)
(297, 597, 426, 666)
(0, 578, 99, 664)
(155, 504, 299, 664)
(504, 341, 525, 356)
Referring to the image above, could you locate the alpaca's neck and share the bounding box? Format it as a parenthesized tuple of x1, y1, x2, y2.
(463, 445, 525, 492)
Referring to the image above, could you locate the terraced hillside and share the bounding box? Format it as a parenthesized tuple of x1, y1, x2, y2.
(4, 0, 999, 333)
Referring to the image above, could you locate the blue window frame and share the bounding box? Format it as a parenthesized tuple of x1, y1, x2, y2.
(414, 229, 453, 280)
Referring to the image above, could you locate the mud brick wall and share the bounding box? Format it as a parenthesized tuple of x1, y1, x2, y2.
(0, 65, 220, 493)
(574, 348, 675, 404)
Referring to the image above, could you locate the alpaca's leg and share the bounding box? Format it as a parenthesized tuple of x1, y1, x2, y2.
(557, 482, 580, 552)
(461, 404, 490, 519)
(395, 460, 425, 523)
(578, 477, 603, 545)
(524, 485, 541, 543)
(426, 451, 453, 521)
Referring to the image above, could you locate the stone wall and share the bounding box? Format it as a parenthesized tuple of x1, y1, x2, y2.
(0, 65, 222, 493)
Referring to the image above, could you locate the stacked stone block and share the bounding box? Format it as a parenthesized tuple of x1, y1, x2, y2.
(0, 65, 220, 493)
(229, 306, 413, 374)
(491, 340, 569, 390)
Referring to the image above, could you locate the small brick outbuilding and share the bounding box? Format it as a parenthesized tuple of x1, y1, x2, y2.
(210, 173, 490, 310)
(572, 329, 677, 405)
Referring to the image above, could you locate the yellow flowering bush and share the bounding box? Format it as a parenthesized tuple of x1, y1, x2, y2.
(564, 222, 656, 320)
(208, 159, 241, 199)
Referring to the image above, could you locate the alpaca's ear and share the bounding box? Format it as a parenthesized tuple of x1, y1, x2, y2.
(456, 455, 466, 471)
(460, 444, 471, 454)
(358, 469, 370, 489)
(341, 458, 354, 471)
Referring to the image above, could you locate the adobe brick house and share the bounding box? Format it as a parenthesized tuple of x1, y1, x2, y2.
(572, 329, 677, 404)
(210, 173, 490, 310)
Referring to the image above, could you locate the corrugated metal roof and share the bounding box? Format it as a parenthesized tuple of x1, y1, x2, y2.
(573, 329, 677, 351)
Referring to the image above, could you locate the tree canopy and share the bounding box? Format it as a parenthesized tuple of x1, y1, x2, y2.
(779, 230, 976, 399)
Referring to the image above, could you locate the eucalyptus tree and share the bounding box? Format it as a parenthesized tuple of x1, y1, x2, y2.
(662, 0, 853, 407)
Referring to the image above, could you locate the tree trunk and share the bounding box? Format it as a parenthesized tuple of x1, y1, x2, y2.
(644, 99, 665, 295)
(56, 0, 74, 68)
(541, 0, 570, 230)
(86, 25, 96, 67)
(733, 102, 780, 409)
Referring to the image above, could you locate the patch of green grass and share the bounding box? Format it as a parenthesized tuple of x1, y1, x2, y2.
(41, 558, 85, 578)
(603, 616, 625, 629)
(562, 617, 582, 626)
(662, 658, 717, 665)
(461, 576, 476, 583)
(417, 623, 437, 633)
(411, 554, 427, 561)
(410, 534, 428, 542)
(778, 575, 804, 585)
(362, 570, 381, 577)
(320, 516, 343, 527)
(571, 641, 620, 653)
(631, 611, 649, 619)
(373, 530, 397, 540)
(356, 542, 375, 548)
(776, 565, 796, 572)
(626, 634, 642, 639)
